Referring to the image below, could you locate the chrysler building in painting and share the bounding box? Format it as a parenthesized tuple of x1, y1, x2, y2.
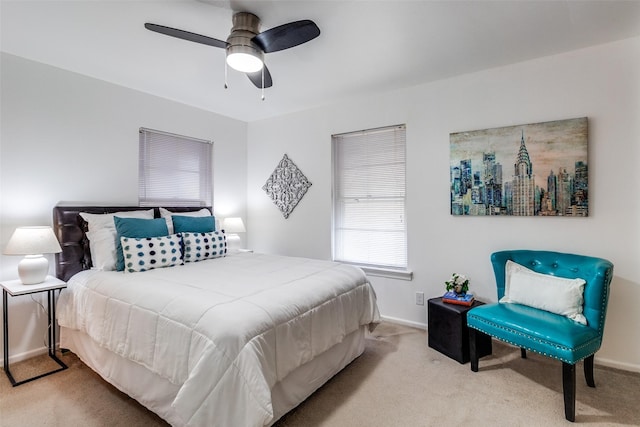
(512, 131, 535, 216)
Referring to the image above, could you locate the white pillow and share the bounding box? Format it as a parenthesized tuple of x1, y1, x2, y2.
(80, 209, 154, 270)
(159, 208, 213, 234)
(80, 209, 154, 231)
(182, 231, 227, 263)
(500, 260, 587, 325)
(86, 228, 119, 270)
(121, 234, 183, 273)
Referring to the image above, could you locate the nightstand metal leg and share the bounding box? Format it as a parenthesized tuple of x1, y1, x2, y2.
(3, 289, 17, 385)
(47, 289, 67, 369)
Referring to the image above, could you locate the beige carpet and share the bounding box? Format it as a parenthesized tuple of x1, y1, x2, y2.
(1, 322, 638, 426)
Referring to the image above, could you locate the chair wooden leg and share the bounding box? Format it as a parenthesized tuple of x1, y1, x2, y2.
(562, 362, 576, 422)
(521, 348, 527, 359)
(584, 355, 595, 387)
(469, 328, 479, 372)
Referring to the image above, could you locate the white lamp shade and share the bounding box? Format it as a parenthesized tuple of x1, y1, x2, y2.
(4, 226, 62, 285)
(4, 226, 62, 255)
(222, 217, 246, 233)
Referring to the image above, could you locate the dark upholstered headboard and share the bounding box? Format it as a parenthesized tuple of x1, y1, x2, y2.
(52, 206, 211, 282)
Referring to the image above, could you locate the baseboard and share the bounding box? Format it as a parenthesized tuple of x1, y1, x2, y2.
(380, 315, 426, 330)
(0, 345, 49, 366)
(595, 356, 640, 373)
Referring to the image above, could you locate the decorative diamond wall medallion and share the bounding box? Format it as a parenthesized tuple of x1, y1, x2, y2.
(262, 154, 312, 219)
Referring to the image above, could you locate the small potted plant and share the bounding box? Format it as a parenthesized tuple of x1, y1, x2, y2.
(445, 273, 469, 295)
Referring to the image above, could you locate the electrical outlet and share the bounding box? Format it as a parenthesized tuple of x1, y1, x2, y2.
(415, 291, 424, 306)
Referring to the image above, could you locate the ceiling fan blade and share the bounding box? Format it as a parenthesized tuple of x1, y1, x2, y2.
(145, 23, 228, 49)
(253, 20, 320, 53)
(246, 65, 273, 89)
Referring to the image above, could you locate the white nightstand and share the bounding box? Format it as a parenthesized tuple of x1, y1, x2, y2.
(1, 275, 68, 386)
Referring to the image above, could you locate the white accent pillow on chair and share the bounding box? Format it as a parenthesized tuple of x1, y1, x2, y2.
(500, 260, 587, 325)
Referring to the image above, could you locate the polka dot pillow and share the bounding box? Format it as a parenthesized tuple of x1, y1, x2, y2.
(182, 231, 227, 263)
(121, 234, 183, 273)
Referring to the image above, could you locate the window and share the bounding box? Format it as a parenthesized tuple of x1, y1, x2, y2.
(332, 125, 409, 278)
(138, 127, 213, 207)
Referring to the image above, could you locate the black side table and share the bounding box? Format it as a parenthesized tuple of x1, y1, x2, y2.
(428, 297, 492, 364)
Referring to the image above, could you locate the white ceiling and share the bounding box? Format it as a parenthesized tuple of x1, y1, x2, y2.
(2, 0, 640, 122)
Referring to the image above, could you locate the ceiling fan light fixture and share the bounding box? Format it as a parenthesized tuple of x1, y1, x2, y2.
(226, 46, 263, 73)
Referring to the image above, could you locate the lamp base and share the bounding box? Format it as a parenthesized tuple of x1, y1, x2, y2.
(17, 254, 49, 285)
(226, 234, 242, 253)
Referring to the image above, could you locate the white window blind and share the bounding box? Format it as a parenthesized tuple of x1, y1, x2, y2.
(332, 124, 407, 269)
(138, 127, 213, 207)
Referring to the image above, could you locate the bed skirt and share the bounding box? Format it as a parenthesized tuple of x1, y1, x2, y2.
(60, 325, 367, 426)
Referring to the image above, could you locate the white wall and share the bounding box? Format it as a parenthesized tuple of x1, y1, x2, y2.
(247, 37, 640, 372)
(0, 53, 248, 361)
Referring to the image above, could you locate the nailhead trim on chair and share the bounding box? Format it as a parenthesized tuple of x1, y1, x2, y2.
(467, 318, 598, 364)
(596, 268, 612, 335)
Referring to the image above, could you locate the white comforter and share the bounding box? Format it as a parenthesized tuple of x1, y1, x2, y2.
(57, 252, 380, 426)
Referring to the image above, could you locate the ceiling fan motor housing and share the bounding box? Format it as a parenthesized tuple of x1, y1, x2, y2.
(226, 12, 264, 70)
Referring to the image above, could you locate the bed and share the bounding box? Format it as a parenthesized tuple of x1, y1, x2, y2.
(53, 206, 380, 426)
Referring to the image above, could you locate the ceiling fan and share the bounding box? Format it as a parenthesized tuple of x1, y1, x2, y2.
(145, 12, 320, 91)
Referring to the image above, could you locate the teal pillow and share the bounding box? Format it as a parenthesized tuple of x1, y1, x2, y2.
(172, 215, 215, 233)
(114, 217, 169, 271)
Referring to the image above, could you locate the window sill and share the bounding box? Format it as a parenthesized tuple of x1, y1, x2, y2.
(356, 265, 413, 281)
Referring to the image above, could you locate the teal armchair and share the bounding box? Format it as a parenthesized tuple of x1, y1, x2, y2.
(467, 250, 614, 422)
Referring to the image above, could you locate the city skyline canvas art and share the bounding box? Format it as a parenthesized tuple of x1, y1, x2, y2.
(450, 117, 588, 216)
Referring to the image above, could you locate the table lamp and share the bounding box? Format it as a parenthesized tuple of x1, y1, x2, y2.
(222, 217, 246, 252)
(3, 226, 62, 285)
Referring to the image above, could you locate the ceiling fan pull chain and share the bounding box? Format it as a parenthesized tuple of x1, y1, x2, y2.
(224, 59, 228, 89)
(261, 66, 265, 101)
